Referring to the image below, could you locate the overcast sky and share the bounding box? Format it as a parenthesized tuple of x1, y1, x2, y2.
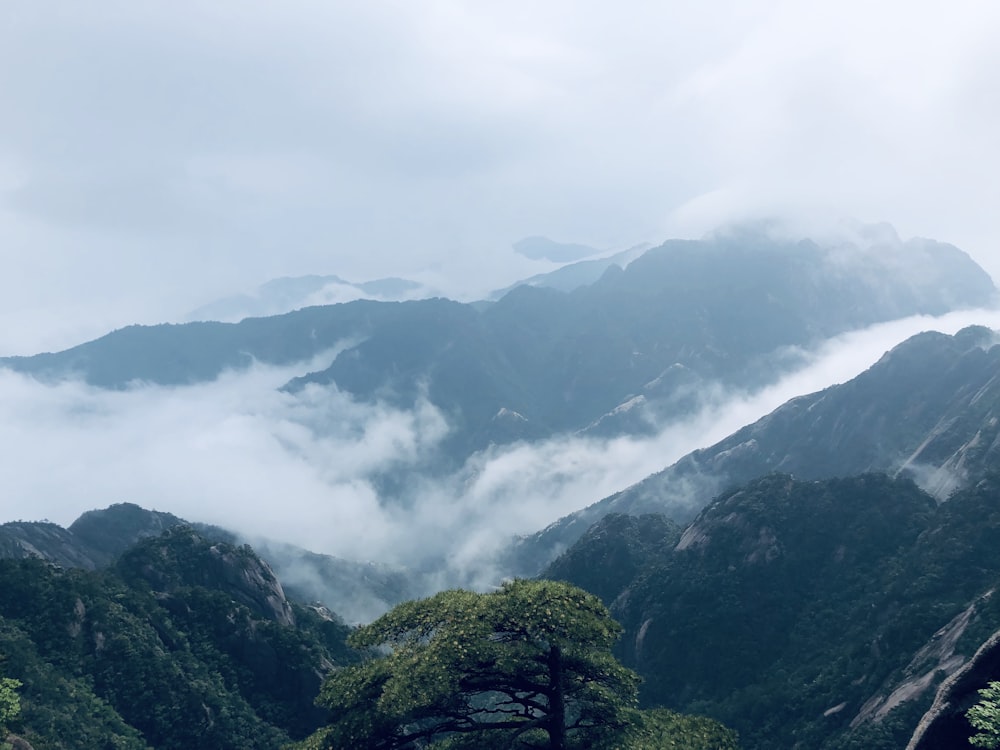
(1, 1, 999, 353)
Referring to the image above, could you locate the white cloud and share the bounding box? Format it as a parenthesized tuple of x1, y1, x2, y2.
(2, 1, 1000, 352)
(4, 308, 1000, 588)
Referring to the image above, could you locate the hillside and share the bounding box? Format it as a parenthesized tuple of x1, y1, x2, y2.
(9, 474, 1000, 748)
(517, 324, 1000, 572)
(542, 472, 1000, 749)
(0, 503, 423, 624)
(0, 526, 355, 749)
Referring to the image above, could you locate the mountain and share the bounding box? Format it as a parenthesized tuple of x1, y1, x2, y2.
(289, 230, 998, 458)
(0, 525, 356, 749)
(2, 228, 995, 470)
(0, 298, 419, 388)
(0, 231, 996, 470)
(237, 541, 427, 624)
(0, 521, 108, 570)
(541, 472, 1000, 749)
(517, 324, 1000, 572)
(489, 243, 650, 298)
(0, 503, 423, 624)
(907, 626, 1000, 748)
(69, 503, 189, 563)
(511, 235, 601, 262)
(186, 273, 430, 322)
(542, 513, 681, 605)
(0, 504, 191, 570)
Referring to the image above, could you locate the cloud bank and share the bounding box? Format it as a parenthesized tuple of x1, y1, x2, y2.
(5, 308, 1000, 587)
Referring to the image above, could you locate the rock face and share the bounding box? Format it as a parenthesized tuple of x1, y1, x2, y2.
(519, 326, 1000, 573)
(906, 625, 1000, 749)
(116, 526, 296, 626)
(0, 521, 106, 569)
(853, 595, 985, 728)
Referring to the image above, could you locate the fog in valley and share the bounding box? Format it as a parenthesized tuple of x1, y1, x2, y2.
(4, 307, 1000, 584)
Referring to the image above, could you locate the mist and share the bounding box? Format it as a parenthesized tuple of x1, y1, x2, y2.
(3, 1, 1000, 356)
(3, 307, 1000, 585)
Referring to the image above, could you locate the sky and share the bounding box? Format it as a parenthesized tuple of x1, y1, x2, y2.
(2, 1, 1000, 354)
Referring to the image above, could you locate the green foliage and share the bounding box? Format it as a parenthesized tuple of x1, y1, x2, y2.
(544, 514, 681, 606)
(968, 682, 1000, 748)
(0, 674, 20, 735)
(543, 473, 1000, 749)
(304, 579, 641, 749)
(630, 708, 739, 750)
(0, 528, 354, 750)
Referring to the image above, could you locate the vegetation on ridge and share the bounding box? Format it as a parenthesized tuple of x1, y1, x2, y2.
(0, 528, 355, 749)
(299, 579, 736, 749)
(969, 682, 1000, 748)
(543, 472, 1000, 749)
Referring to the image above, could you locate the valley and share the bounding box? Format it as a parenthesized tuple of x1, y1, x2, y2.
(4, 228, 1000, 747)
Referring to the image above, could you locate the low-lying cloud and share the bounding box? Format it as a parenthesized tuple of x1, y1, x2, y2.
(3, 307, 1000, 592)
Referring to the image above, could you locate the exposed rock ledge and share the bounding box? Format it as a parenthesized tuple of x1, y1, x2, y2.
(853, 592, 988, 729)
(907, 618, 1000, 749)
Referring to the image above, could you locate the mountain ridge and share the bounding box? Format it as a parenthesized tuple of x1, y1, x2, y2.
(512, 324, 1000, 573)
(0, 502, 423, 624)
(541, 471, 1000, 749)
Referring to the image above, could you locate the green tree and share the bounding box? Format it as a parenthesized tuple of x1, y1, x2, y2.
(0, 676, 21, 738)
(302, 579, 640, 750)
(969, 681, 1000, 748)
(631, 708, 739, 750)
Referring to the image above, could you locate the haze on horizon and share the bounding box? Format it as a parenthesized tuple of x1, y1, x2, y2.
(2, 307, 1000, 579)
(2, 1, 1000, 354)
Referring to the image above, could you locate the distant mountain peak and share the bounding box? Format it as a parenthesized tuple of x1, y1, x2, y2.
(511, 236, 600, 262)
(185, 273, 432, 322)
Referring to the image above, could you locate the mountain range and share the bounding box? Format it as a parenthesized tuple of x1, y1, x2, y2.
(4, 224, 1000, 747)
(512, 324, 1000, 572)
(2, 226, 994, 472)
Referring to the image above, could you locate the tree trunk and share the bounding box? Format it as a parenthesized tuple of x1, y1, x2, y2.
(548, 644, 565, 750)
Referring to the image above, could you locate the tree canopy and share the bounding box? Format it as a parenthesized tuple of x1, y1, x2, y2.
(969, 681, 1000, 748)
(302, 579, 641, 749)
(0, 675, 20, 739)
(631, 708, 740, 750)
